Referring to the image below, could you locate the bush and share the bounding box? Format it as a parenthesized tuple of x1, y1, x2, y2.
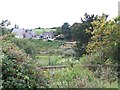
(0, 26, 11, 35)
(10, 38, 37, 57)
(79, 50, 118, 84)
(1, 38, 48, 88)
(44, 62, 118, 88)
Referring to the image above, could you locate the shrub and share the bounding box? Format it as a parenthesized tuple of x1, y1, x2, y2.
(44, 64, 106, 88)
(79, 50, 118, 84)
(0, 26, 11, 35)
(1, 39, 47, 88)
(10, 38, 37, 57)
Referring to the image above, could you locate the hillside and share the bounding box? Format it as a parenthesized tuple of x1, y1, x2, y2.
(33, 28, 56, 34)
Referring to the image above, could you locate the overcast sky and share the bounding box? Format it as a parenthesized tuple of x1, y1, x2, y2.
(0, 0, 119, 29)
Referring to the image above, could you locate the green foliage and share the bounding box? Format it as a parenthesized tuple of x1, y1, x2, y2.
(70, 23, 81, 40)
(61, 22, 71, 40)
(86, 15, 120, 64)
(0, 27, 11, 35)
(70, 13, 98, 57)
(44, 60, 118, 88)
(2, 54, 28, 88)
(53, 27, 62, 36)
(30, 39, 64, 49)
(0, 20, 11, 35)
(79, 54, 118, 85)
(10, 38, 37, 57)
(29, 39, 65, 56)
(35, 55, 62, 66)
(1, 34, 48, 88)
(1, 15, 119, 89)
(82, 15, 120, 86)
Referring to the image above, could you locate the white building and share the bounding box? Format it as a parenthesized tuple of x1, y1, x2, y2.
(12, 28, 37, 38)
(40, 31, 54, 40)
(12, 28, 25, 38)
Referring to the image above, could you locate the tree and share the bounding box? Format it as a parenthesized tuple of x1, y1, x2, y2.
(52, 27, 62, 36)
(0, 20, 11, 35)
(0, 20, 11, 27)
(70, 23, 80, 41)
(61, 22, 71, 40)
(86, 15, 120, 64)
(70, 13, 98, 57)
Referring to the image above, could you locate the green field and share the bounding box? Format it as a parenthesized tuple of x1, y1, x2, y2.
(33, 28, 56, 34)
(35, 55, 62, 66)
(35, 54, 74, 66)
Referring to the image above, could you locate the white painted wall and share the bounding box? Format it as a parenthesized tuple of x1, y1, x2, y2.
(12, 28, 25, 38)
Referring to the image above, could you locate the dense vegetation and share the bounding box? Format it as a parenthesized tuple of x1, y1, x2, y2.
(1, 36, 48, 88)
(0, 14, 119, 89)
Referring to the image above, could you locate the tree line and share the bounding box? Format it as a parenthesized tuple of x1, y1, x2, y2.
(55, 13, 120, 63)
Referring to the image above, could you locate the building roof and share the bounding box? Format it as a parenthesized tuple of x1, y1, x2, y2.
(12, 28, 25, 35)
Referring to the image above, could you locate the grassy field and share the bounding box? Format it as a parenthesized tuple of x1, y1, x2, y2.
(33, 28, 56, 34)
(35, 55, 60, 66)
(30, 39, 65, 48)
(35, 54, 74, 66)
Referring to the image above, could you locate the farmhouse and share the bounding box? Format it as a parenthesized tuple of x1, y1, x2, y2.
(12, 28, 37, 38)
(40, 31, 54, 40)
